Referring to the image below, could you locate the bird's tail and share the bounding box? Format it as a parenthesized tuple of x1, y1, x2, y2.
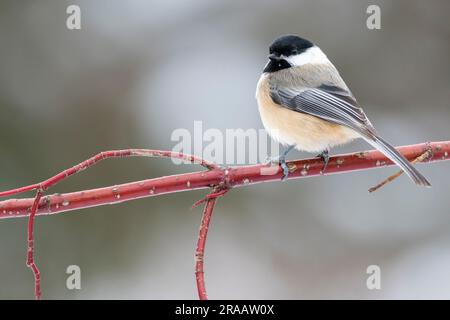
(362, 133, 431, 187)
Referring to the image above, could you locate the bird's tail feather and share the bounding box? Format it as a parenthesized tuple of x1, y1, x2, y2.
(362, 134, 431, 187)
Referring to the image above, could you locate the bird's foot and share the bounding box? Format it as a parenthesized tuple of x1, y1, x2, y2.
(317, 149, 330, 175)
(264, 145, 295, 181)
(264, 155, 290, 181)
(280, 157, 289, 181)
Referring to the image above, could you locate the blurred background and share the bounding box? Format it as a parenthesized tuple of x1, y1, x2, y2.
(0, 0, 449, 299)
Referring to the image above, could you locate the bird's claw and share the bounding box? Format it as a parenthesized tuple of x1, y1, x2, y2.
(265, 145, 295, 181)
(317, 150, 330, 174)
(264, 155, 289, 181)
(280, 159, 289, 181)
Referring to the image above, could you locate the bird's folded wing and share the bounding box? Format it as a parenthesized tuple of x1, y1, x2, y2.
(270, 84, 376, 136)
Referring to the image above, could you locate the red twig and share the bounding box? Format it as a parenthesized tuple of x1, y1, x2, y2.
(0, 149, 217, 300)
(368, 145, 434, 192)
(195, 199, 215, 300)
(195, 187, 229, 300)
(1, 141, 448, 220)
(0, 149, 218, 198)
(0, 141, 449, 299)
(26, 189, 43, 300)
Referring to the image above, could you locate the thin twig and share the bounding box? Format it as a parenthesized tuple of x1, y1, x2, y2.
(26, 188, 43, 299)
(0, 149, 218, 198)
(368, 146, 433, 193)
(195, 187, 228, 300)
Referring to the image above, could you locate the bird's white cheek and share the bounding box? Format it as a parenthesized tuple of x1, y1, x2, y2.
(285, 46, 330, 66)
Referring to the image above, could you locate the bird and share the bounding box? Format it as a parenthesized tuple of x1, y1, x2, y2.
(256, 34, 430, 187)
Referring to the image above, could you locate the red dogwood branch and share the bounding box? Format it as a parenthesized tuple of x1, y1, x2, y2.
(26, 189, 43, 299)
(195, 188, 226, 300)
(0, 140, 449, 299)
(0, 149, 218, 300)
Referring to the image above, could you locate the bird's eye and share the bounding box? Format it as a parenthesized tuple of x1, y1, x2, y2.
(291, 49, 298, 55)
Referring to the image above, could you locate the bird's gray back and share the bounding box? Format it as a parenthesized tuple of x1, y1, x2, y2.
(268, 63, 351, 93)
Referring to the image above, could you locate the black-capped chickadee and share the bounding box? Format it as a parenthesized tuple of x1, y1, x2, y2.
(256, 34, 431, 186)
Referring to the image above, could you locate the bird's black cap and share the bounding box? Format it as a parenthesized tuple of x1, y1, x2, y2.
(269, 35, 314, 57)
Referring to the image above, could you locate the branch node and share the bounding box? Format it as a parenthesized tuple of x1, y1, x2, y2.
(368, 145, 433, 193)
(191, 187, 230, 209)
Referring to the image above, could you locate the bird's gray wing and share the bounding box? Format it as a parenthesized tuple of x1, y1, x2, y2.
(270, 83, 376, 136)
(270, 83, 431, 186)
